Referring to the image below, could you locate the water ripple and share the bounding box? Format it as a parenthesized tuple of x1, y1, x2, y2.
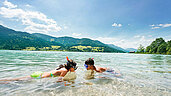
(0, 50, 170, 96)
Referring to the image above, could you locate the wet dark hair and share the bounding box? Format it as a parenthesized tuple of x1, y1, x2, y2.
(85, 58, 94, 65)
(56, 64, 64, 70)
(65, 59, 77, 70)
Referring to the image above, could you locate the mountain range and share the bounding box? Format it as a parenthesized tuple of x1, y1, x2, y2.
(125, 48, 137, 52)
(0, 25, 134, 52)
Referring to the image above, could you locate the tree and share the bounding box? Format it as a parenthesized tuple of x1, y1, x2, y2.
(145, 46, 151, 53)
(150, 38, 165, 53)
(137, 44, 145, 53)
(166, 40, 171, 55)
(145, 38, 166, 54)
(166, 48, 171, 55)
(157, 42, 167, 54)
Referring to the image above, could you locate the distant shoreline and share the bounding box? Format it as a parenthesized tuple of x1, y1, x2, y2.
(134, 52, 171, 55)
(1, 49, 171, 55)
(0, 49, 126, 53)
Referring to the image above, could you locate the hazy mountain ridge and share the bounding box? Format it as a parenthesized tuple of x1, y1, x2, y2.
(107, 44, 129, 52)
(125, 48, 137, 52)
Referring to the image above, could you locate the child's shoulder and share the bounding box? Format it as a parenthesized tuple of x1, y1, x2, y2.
(57, 68, 67, 72)
(87, 65, 95, 70)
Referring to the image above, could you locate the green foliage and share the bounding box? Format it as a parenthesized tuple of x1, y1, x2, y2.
(143, 38, 171, 55)
(145, 46, 150, 53)
(0, 25, 125, 53)
(137, 44, 145, 53)
(0, 25, 63, 50)
(166, 48, 171, 55)
(166, 40, 171, 55)
(147, 38, 165, 53)
(157, 42, 167, 54)
(32, 33, 125, 53)
(70, 45, 104, 52)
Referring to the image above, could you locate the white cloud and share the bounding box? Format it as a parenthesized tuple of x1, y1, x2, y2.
(115, 37, 153, 48)
(72, 33, 81, 37)
(0, 20, 3, 25)
(0, 0, 62, 33)
(0, 20, 9, 28)
(151, 26, 160, 29)
(148, 35, 152, 37)
(162, 24, 171, 28)
(150, 23, 171, 29)
(25, 4, 32, 7)
(150, 24, 155, 27)
(96, 36, 154, 49)
(96, 37, 117, 44)
(158, 24, 163, 26)
(134, 35, 141, 38)
(112, 23, 122, 27)
(64, 26, 67, 29)
(3, 0, 17, 9)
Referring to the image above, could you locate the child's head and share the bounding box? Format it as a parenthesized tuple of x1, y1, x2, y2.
(85, 58, 94, 65)
(59, 64, 64, 68)
(65, 59, 77, 70)
(56, 64, 64, 70)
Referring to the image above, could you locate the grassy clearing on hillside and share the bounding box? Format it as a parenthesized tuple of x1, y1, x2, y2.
(70, 45, 104, 52)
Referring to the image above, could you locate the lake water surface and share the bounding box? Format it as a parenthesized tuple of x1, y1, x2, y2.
(0, 50, 170, 96)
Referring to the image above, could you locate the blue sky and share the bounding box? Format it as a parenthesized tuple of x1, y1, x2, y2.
(0, 0, 171, 48)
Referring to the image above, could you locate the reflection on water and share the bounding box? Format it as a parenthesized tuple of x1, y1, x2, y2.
(150, 55, 164, 60)
(153, 70, 171, 73)
(0, 50, 170, 96)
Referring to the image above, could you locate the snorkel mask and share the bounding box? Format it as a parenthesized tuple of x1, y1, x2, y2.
(84, 58, 94, 69)
(84, 64, 88, 69)
(66, 56, 78, 70)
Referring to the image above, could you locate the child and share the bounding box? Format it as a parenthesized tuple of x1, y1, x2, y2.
(84, 58, 121, 78)
(0, 57, 77, 82)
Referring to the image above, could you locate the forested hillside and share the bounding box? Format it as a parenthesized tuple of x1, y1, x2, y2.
(32, 33, 125, 52)
(137, 38, 171, 55)
(0, 25, 125, 53)
(0, 25, 63, 50)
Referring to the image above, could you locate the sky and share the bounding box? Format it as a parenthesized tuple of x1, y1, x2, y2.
(0, 0, 171, 49)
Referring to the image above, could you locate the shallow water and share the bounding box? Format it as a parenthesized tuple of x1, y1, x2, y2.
(0, 50, 170, 96)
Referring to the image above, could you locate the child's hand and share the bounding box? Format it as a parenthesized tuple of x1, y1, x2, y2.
(56, 77, 63, 82)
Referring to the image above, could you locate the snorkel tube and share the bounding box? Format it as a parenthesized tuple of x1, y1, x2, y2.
(66, 56, 69, 61)
(66, 56, 78, 70)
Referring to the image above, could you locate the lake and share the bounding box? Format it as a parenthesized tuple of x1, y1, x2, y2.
(0, 50, 170, 96)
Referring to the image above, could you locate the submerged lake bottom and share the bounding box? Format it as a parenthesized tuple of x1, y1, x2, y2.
(0, 50, 170, 96)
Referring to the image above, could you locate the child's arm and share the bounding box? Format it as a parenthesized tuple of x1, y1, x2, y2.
(0, 76, 31, 81)
(93, 66, 102, 73)
(57, 70, 67, 82)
